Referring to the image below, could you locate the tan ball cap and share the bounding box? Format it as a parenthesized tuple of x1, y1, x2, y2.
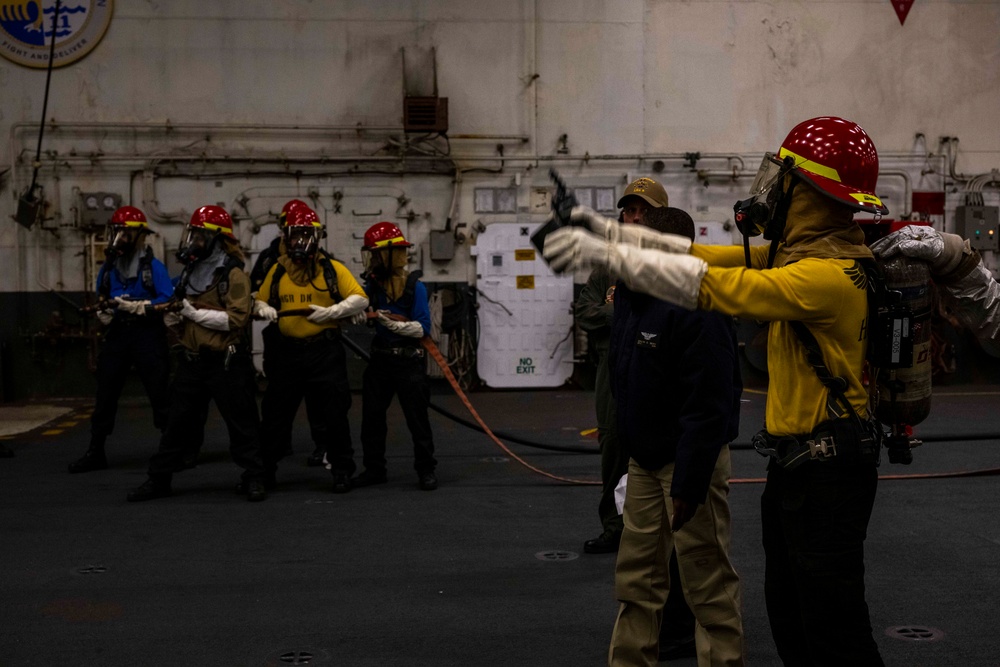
(617, 177, 669, 209)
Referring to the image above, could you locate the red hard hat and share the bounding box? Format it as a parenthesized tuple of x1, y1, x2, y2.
(110, 206, 148, 228)
(363, 222, 411, 250)
(279, 199, 312, 226)
(189, 205, 234, 237)
(779, 116, 888, 216)
(284, 206, 322, 229)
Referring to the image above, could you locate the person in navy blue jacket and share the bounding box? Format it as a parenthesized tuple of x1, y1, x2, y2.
(69, 206, 174, 474)
(607, 207, 745, 666)
(351, 222, 437, 491)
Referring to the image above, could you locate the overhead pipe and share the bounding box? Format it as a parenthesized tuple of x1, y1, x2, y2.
(17, 149, 755, 169)
(877, 169, 913, 219)
(141, 167, 187, 223)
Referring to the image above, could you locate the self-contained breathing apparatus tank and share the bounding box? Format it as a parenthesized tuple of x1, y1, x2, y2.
(869, 253, 933, 464)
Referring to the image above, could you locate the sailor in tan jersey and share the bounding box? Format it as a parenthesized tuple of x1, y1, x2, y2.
(128, 205, 269, 503)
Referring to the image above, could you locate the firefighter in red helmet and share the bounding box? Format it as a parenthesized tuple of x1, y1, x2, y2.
(128, 205, 269, 503)
(254, 205, 368, 493)
(352, 222, 438, 491)
(250, 199, 311, 292)
(69, 206, 175, 474)
(545, 117, 889, 666)
(250, 199, 344, 467)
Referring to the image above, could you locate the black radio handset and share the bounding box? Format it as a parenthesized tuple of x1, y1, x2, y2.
(530, 169, 579, 263)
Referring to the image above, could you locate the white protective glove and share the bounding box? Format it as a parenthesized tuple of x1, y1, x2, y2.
(350, 310, 370, 326)
(163, 311, 183, 328)
(252, 299, 278, 323)
(543, 227, 707, 310)
(377, 310, 425, 338)
(179, 298, 230, 332)
(306, 294, 369, 324)
(96, 309, 115, 326)
(869, 225, 969, 276)
(114, 296, 150, 316)
(568, 205, 693, 253)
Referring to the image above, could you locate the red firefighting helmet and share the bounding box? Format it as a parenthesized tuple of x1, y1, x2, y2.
(189, 205, 234, 237)
(110, 206, 149, 228)
(778, 116, 888, 216)
(279, 199, 311, 227)
(362, 222, 412, 250)
(284, 206, 322, 229)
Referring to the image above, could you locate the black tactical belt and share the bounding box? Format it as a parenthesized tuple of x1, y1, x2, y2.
(753, 418, 879, 470)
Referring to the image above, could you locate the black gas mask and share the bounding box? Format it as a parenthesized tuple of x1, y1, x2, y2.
(284, 226, 319, 265)
(363, 248, 395, 282)
(104, 225, 141, 260)
(176, 226, 217, 265)
(734, 153, 797, 268)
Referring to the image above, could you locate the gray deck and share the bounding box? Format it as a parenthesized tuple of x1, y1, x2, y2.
(1, 386, 998, 666)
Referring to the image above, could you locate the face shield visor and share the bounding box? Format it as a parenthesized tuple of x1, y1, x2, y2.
(284, 226, 320, 264)
(734, 153, 792, 238)
(104, 225, 142, 260)
(363, 247, 397, 281)
(175, 225, 216, 265)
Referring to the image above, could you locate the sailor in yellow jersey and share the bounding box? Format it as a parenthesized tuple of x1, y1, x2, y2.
(255, 204, 368, 493)
(544, 117, 890, 667)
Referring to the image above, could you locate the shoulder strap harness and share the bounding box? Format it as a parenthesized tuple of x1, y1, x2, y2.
(267, 250, 341, 309)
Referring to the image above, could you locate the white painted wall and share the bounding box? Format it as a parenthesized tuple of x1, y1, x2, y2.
(2, 0, 999, 296)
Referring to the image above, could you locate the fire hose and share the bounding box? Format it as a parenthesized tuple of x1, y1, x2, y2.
(81, 303, 1000, 485)
(339, 329, 600, 485)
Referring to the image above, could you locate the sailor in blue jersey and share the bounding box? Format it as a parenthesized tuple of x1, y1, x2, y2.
(69, 206, 174, 474)
(351, 222, 438, 491)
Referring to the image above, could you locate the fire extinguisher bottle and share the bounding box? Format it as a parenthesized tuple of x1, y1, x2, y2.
(875, 255, 933, 428)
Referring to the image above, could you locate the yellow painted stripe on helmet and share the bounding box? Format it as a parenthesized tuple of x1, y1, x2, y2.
(372, 236, 406, 247)
(850, 192, 885, 208)
(779, 147, 842, 183)
(121, 220, 148, 228)
(202, 221, 233, 236)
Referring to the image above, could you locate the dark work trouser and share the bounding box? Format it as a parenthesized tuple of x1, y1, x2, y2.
(261, 324, 328, 454)
(260, 333, 354, 476)
(360, 348, 436, 476)
(91, 317, 170, 444)
(761, 454, 883, 667)
(595, 351, 628, 535)
(148, 350, 264, 482)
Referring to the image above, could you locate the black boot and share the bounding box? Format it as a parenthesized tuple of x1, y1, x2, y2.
(127, 477, 172, 502)
(306, 446, 325, 467)
(583, 528, 622, 554)
(235, 472, 276, 494)
(418, 471, 438, 491)
(245, 479, 268, 502)
(68, 447, 108, 474)
(332, 471, 353, 494)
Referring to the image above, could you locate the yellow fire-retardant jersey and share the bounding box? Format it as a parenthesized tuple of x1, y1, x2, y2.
(258, 257, 366, 339)
(691, 243, 869, 437)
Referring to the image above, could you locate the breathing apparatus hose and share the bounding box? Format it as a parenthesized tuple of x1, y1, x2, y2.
(340, 332, 600, 485)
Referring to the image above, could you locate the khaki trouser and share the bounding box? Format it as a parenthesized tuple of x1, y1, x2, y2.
(609, 446, 744, 667)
